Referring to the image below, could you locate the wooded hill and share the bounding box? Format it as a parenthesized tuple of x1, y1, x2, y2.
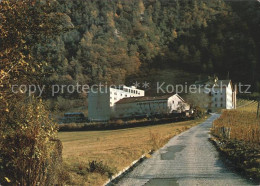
(33, 0, 260, 98)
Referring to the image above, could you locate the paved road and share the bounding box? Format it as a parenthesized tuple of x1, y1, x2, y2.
(115, 114, 254, 186)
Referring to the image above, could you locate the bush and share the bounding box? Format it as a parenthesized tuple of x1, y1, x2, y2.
(114, 119, 124, 125)
(88, 160, 116, 178)
(72, 160, 117, 179)
(0, 98, 63, 185)
(192, 106, 206, 118)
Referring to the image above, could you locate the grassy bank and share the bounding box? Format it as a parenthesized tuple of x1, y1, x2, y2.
(211, 100, 260, 183)
(59, 117, 207, 185)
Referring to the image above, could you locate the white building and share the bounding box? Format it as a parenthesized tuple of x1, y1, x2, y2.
(195, 78, 237, 111)
(113, 94, 190, 119)
(109, 85, 145, 107)
(88, 85, 144, 121)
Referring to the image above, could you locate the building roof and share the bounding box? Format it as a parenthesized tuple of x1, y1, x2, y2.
(195, 79, 231, 88)
(215, 80, 231, 87)
(116, 94, 184, 104)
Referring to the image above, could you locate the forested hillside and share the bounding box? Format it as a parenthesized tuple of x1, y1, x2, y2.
(34, 0, 260, 98)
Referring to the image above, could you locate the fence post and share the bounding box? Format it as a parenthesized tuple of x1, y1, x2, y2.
(257, 100, 260, 119)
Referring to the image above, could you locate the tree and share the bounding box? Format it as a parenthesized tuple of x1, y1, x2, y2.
(0, 0, 70, 184)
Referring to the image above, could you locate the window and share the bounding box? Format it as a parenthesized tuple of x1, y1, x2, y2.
(215, 98, 217, 101)
(221, 103, 223, 107)
(215, 104, 217, 107)
(221, 98, 223, 101)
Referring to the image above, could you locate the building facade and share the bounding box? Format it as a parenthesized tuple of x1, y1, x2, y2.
(113, 94, 190, 119)
(195, 78, 237, 111)
(88, 85, 144, 121)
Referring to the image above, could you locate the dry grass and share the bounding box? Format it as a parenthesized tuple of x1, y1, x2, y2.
(211, 100, 260, 182)
(237, 100, 259, 112)
(58, 117, 207, 185)
(212, 100, 260, 143)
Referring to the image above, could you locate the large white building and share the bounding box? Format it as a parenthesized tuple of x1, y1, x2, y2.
(88, 85, 144, 121)
(195, 77, 237, 111)
(113, 94, 190, 119)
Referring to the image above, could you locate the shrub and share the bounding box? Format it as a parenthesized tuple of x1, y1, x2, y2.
(114, 119, 124, 125)
(0, 98, 63, 185)
(57, 96, 71, 111)
(88, 160, 116, 178)
(192, 106, 206, 118)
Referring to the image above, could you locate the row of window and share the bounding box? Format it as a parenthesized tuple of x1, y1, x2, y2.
(110, 94, 133, 100)
(209, 92, 224, 96)
(215, 103, 224, 107)
(123, 88, 141, 95)
(214, 98, 224, 101)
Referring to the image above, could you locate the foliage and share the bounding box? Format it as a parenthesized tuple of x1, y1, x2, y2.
(0, 0, 72, 113)
(185, 92, 208, 118)
(0, 0, 69, 185)
(88, 160, 116, 178)
(185, 92, 210, 109)
(29, 0, 260, 99)
(0, 98, 62, 185)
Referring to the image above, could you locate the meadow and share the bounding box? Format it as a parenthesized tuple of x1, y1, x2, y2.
(58, 117, 207, 185)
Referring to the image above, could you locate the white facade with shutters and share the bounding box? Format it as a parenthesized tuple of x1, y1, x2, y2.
(196, 79, 237, 111)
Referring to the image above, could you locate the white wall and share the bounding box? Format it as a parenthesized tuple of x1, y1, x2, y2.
(203, 82, 234, 110)
(110, 86, 144, 107)
(88, 90, 110, 121)
(88, 85, 144, 121)
(113, 94, 190, 118)
(167, 95, 190, 113)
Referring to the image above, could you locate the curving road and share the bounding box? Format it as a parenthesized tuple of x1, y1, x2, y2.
(115, 114, 254, 186)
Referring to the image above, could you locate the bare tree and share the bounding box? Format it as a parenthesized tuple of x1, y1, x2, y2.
(185, 92, 211, 109)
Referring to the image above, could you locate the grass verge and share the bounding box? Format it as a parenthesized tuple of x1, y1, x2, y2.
(58, 116, 208, 185)
(211, 137, 260, 183)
